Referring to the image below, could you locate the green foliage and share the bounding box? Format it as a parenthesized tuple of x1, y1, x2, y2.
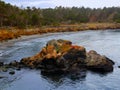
(1, 1, 120, 28)
(0, 1, 42, 28)
(113, 13, 120, 23)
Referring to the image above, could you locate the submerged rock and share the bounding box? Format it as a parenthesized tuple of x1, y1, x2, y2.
(19, 39, 114, 74)
(9, 71, 15, 75)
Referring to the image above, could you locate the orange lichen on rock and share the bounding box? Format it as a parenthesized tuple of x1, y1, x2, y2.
(72, 45, 85, 50)
(58, 44, 72, 54)
(20, 39, 73, 68)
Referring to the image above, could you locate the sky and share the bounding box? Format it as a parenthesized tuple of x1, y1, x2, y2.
(3, 0, 120, 8)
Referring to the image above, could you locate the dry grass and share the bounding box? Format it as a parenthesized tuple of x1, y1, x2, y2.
(0, 23, 120, 42)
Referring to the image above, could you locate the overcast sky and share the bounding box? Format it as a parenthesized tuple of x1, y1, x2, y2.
(3, 0, 120, 8)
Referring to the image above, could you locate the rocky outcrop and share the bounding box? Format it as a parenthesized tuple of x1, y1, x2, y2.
(85, 50, 114, 72)
(20, 39, 73, 69)
(0, 39, 114, 76)
(20, 39, 114, 73)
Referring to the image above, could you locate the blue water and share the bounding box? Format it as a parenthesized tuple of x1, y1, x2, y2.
(0, 30, 120, 90)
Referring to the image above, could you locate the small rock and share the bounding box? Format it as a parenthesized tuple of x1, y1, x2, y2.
(2, 68, 7, 72)
(0, 62, 4, 66)
(9, 60, 19, 67)
(0, 76, 5, 79)
(16, 67, 21, 71)
(9, 71, 15, 75)
(118, 66, 120, 68)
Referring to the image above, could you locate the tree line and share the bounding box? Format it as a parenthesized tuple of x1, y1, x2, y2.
(0, 0, 120, 28)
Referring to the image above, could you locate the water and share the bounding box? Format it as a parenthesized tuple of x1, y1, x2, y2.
(0, 30, 120, 90)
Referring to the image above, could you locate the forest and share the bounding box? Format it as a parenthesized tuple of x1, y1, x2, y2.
(0, 0, 120, 28)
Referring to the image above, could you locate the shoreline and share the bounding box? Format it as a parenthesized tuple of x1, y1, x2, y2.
(0, 23, 120, 42)
(0, 32, 76, 47)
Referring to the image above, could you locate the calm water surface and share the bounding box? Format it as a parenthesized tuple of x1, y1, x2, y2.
(0, 30, 120, 90)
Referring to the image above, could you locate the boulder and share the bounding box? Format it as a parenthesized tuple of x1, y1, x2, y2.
(85, 50, 114, 72)
(56, 46, 86, 70)
(20, 39, 72, 69)
(40, 45, 86, 73)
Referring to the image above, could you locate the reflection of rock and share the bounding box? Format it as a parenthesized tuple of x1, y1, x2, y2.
(41, 68, 86, 84)
(20, 39, 114, 74)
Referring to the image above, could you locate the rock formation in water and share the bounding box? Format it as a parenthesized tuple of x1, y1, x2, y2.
(19, 39, 114, 74)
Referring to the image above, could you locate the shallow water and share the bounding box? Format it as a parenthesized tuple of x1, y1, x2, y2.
(0, 30, 120, 90)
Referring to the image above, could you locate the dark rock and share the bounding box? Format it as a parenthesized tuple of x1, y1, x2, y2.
(0, 76, 6, 79)
(118, 66, 120, 68)
(85, 50, 114, 72)
(9, 71, 15, 75)
(0, 62, 4, 66)
(39, 45, 86, 73)
(56, 46, 86, 71)
(9, 60, 19, 67)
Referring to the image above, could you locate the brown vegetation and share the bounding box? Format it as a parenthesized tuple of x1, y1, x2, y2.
(0, 23, 120, 42)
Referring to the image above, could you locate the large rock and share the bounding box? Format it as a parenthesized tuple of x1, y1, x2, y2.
(19, 39, 114, 74)
(20, 39, 72, 69)
(56, 46, 86, 71)
(40, 45, 86, 73)
(85, 50, 114, 72)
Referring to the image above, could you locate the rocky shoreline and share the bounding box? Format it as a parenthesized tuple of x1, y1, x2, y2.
(0, 39, 115, 75)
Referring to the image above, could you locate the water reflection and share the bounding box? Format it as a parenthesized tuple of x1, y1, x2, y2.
(41, 69, 86, 85)
(88, 70, 113, 77)
(0, 67, 115, 90)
